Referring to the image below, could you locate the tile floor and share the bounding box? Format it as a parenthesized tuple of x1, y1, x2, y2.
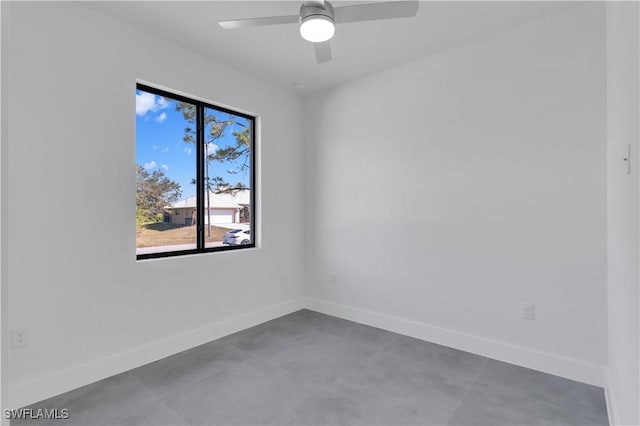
(15, 309, 608, 425)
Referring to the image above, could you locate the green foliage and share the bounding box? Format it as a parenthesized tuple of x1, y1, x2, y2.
(175, 102, 196, 144)
(213, 127, 250, 168)
(240, 205, 250, 222)
(136, 210, 163, 230)
(176, 101, 251, 193)
(136, 165, 182, 228)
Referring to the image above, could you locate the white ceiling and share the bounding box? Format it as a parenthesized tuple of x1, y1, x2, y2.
(84, 1, 575, 95)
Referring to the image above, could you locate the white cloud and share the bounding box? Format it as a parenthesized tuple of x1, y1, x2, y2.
(152, 145, 158, 150)
(143, 161, 156, 170)
(161, 146, 169, 153)
(205, 143, 219, 154)
(184, 147, 192, 155)
(161, 164, 169, 171)
(155, 112, 167, 123)
(136, 92, 169, 117)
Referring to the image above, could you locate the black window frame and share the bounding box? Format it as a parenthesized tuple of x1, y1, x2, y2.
(136, 83, 256, 260)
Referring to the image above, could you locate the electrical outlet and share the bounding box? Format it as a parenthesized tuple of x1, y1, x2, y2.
(521, 304, 535, 320)
(624, 144, 631, 174)
(330, 273, 337, 285)
(11, 328, 28, 348)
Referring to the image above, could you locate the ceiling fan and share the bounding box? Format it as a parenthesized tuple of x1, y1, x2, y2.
(219, 1, 419, 64)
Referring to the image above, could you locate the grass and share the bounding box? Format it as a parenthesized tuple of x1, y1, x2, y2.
(136, 223, 229, 248)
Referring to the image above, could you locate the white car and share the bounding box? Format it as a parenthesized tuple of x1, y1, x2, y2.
(223, 229, 251, 245)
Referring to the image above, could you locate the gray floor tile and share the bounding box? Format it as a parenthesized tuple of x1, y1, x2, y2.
(448, 381, 607, 426)
(222, 314, 314, 358)
(315, 316, 400, 349)
(279, 309, 336, 328)
(270, 329, 378, 386)
(384, 334, 488, 380)
(261, 311, 322, 335)
(129, 338, 251, 396)
(306, 313, 354, 332)
(339, 350, 473, 425)
(282, 350, 472, 426)
(279, 384, 387, 426)
(105, 400, 188, 426)
(14, 310, 609, 426)
(162, 357, 317, 425)
(15, 372, 160, 426)
(476, 359, 608, 423)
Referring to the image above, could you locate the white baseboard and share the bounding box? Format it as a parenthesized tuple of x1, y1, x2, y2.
(604, 384, 618, 426)
(305, 298, 605, 387)
(8, 298, 304, 409)
(9, 296, 606, 410)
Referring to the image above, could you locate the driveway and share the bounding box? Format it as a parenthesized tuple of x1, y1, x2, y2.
(212, 223, 250, 231)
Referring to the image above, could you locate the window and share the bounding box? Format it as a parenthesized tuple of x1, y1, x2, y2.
(136, 84, 255, 259)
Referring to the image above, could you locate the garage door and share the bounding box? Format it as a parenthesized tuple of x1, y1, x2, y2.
(205, 208, 235, 224)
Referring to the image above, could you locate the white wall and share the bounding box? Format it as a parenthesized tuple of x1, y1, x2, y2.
(0, 1, 8, 423)
(5, 2, 305, 408)
(3, 0, 622, 413)
(304, 4, 607, 385)
(606, 2, 640, 425)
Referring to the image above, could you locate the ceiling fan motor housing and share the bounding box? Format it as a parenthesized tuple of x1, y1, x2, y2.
(299, 1, 335, 23)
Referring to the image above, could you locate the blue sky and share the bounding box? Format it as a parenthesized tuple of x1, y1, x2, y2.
(136, 89, 251, 200)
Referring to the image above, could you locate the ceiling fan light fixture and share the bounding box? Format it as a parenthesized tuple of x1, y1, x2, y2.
(219, 0, 419, 63)
(299, 15, 335, 43)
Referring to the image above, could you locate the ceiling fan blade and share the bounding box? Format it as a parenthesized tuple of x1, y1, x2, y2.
(219, 14, 299, 30)
(334, 1, 419, 24)
(314, 41, 332, 64)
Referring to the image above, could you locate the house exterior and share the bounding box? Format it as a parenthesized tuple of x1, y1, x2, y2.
(165, 190, 250, 226)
